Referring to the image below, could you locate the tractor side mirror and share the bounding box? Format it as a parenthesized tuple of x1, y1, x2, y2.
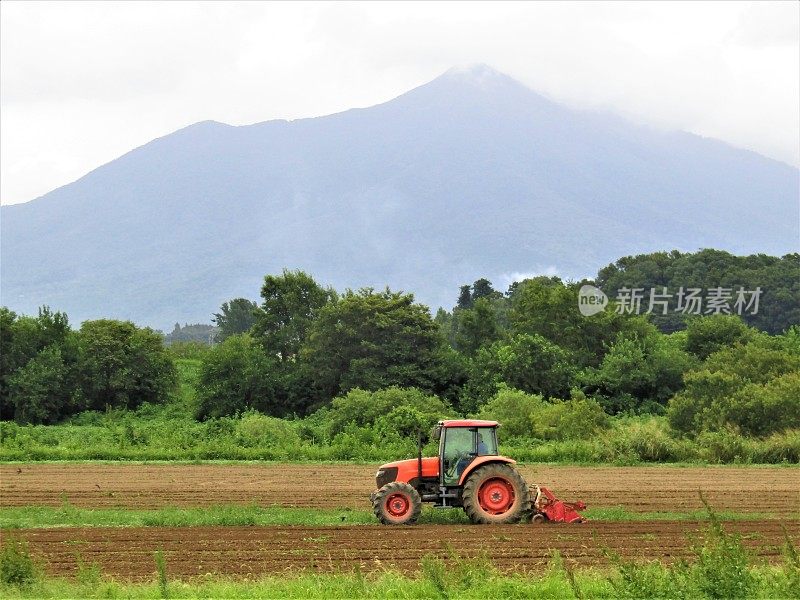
(431, 424, 442, 442)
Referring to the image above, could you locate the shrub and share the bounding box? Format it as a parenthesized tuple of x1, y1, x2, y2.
(476, 386, 545, 438)
(668, 339, 800, 436)
(0, 534, 37, 586)
(696, 429, 748, 463)
(532, 392, 610, 441)
(166, 341, 210, 360)
(235, 411, 301, 448)
(685, 315, 755, 359)
(478, 387, 610, 441)
(609, 418, 688, 462)
(322, 387, 453, 440)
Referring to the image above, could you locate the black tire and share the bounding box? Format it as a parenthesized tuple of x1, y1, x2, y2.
(372, 482, 422, 525)
(462, 463, 528, 524)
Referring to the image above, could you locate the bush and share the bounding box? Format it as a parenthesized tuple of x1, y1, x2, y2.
(0, 534, 37, 586)
(685, 315, 755, 359)
(609, 418, 689, 462)
(477, 387, 610, 441)
(668, 340, 800, 436)
(166, 341, 210, 360)
(321, 387, 453, 440)
(235, 411, 301, 448)
(476, 386, 545, 438)
(532, 392, 610, 441)
(696, 429, 750, 463)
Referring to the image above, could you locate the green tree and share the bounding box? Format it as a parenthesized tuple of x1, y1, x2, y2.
(76, 320, 177, 411)
(1, 307, 76, 420)
(685, 315, 755, 359)
(596, 249, 800, 334)
(8, 345, 71, 424)
(464, 333, 577, 411)
(213, 298, 259, 341)
(195, 334, 281, 419)
(252, 270, 334, 362)
(454, 297, 501, 356)
(456, 285, 473, 309)
(583, 322, 695, 413)
(301, 289, 455, 403)
(471, 278, 500, 301)
(509, 277, 630, 368)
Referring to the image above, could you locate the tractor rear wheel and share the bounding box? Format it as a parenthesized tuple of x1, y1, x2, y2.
(462, 463, 528, 524)
(372, 482, 422, 525)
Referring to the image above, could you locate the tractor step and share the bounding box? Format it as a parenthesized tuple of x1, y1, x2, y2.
(526, 485, 587, 524)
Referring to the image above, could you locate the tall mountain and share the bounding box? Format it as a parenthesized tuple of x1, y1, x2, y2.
(2, 65, 798, 328)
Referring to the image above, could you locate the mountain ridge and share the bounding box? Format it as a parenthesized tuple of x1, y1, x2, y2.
(2, 66, 798, 328)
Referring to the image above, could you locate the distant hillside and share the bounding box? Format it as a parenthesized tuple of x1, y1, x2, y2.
(2, 65, 798, 327)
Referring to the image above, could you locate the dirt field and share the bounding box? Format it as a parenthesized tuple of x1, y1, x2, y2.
(12, 520, 798, 580)
(2, 463, 798, 515)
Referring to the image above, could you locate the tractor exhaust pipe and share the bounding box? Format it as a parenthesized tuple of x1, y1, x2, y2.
(417, 429, 423, 481)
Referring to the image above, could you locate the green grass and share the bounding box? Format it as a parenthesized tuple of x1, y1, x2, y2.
(0, 504, 783, 529)
(0, 570, 620, 599)
(0, 562, 797, 599)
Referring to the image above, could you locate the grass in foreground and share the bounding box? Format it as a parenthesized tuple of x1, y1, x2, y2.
(1, 521, 799, 599)
(0, 503, 785, 529)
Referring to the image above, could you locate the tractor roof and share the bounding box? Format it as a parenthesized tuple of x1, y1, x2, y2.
(439, 419, 498, 428)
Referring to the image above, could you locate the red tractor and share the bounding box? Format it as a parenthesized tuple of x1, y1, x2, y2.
(370, 419, 586, 525)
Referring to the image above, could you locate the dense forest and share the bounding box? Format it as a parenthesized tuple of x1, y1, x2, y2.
(1, 249, 798, 464)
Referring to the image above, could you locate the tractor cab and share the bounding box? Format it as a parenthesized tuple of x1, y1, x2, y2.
(432, 420, 500, 486)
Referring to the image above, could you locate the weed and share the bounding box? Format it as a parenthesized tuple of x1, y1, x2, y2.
(0, 534, 37, 586)
(154, 549, 168, 599)
(74, 552, 101, 588)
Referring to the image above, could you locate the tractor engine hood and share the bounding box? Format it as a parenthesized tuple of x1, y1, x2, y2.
(375, 456, 439, 488)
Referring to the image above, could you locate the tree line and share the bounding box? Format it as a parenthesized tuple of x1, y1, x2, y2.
(1, 249, 798, 442)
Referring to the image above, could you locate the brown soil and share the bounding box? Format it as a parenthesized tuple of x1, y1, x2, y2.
(9, 520, 798, 581)
(2, 464, 798, 515)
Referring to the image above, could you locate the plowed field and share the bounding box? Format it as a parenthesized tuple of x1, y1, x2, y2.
(12, 520, 798, 580)
(2, 464, 798, 515)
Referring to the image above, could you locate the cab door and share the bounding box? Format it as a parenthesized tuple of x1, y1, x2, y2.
(440, 427, 477, 486)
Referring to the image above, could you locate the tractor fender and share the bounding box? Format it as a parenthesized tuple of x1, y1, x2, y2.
(458, 456, 517, 486)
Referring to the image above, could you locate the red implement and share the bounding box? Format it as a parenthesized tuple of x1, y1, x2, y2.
(531, 486, 587, 523)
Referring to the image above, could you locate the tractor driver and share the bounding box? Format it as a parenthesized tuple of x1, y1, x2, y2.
(477, 432, 488, 455)
(455, 432, 490, 479)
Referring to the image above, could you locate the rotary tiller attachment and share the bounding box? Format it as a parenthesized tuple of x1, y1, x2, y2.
(529, 485, 587, 523)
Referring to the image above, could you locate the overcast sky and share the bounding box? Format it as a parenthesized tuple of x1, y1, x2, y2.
(1, 1, 798, 205)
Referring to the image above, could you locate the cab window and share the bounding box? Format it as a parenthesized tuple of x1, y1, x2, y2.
(476, 427, 498, 456)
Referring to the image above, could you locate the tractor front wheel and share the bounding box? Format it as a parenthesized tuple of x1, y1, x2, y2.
(372, 482, 422, 525)
(462, 463, 528, 524)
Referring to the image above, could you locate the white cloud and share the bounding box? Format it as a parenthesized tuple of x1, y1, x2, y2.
(1, 1, 798, 205)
